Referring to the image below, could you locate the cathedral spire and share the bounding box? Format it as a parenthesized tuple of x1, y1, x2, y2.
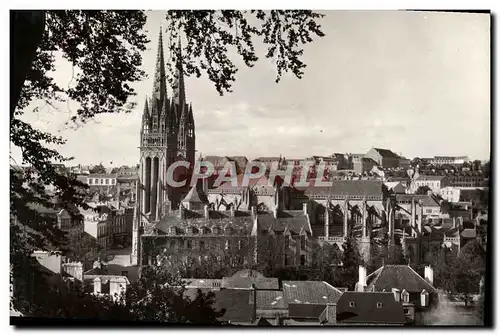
(152, 27, 167, 106)
(173, 38, 185, 107)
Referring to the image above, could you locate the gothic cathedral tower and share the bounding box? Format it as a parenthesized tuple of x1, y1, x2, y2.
(131, 30, 196, 265)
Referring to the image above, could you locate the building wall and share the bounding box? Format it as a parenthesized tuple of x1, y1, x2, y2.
(440, 187, 461, 203)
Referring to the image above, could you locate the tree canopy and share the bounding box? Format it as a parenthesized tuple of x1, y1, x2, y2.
(10, 10, 326, 320)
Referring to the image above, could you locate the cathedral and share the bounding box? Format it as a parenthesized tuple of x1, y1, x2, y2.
(131, 30, 196, 264)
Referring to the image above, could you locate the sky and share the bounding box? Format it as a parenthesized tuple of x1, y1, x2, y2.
(12, 10, 491, 167)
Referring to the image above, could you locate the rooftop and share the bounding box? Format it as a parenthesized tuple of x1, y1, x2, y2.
(336, 291, 406, 324)
(366, 265, 436, 294)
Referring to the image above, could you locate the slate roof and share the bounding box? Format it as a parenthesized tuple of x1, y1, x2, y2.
(182, 185, 205, 203)
(256, 211, 310, 235)
(461, 228, 477, 239)
(336, 292, 406, 324)
(210, 174, 276, 191)
(395, 194, 441, 207)
(282, 281, 343, 305)
(366, 265, 436, 294)
(249, 290, 286, 309)
(203, 155, 229, 168)
(154, 210, 254, 235)
(184, 288, 254, 323)
(373, 148, 401, 159)
(288, 304, 327, 320)
(301, 180, 383, 198)
(221, 276, 280, 290)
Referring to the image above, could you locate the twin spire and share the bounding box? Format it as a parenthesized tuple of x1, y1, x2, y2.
(151, 28, 186, 109)
(142, 27, 193, 135)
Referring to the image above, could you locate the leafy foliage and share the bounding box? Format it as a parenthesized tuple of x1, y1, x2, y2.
(89, 163, 107, 174)
(415, 185, 432, 195)
(164, 10, 325, 94)
(340, 236, 361, 291)
(11, 9, 326, 319)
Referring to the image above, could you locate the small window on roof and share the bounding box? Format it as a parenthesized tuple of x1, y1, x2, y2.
(376, 302, 383, 308)
(349, 301, 356, 308)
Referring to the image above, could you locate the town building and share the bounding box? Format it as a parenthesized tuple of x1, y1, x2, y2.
(411, 175, 450, 194)
(360, 265, 437, 325)
(430, 156, 469, 166)
(364, 148, 401, 169)
(180, 269, 342, 325)
(353, 156, 378, 175)
(440, 186, 461, 203)
(131, 30, 196, 264)
(336, 291, 406, 325)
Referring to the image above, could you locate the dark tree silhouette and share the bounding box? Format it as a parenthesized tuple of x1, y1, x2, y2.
(11, 10, 325, 318)
(415, 185, 432, 195)
(90, 163, 107, 174)
(340, 236, 361, 291)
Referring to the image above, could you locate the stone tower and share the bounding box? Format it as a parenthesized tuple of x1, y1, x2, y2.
(131, 30, 195, 265)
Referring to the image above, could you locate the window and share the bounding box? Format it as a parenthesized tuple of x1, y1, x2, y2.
(101, 179, 104, 184)
(88, 179, 93, 185)
(225, 240, 230, 250)
(403, 308, 410, 315)
(199, 241, 205, 251)
(349, 301, 356, 308)
(112, 179, 116, 185)
(284, 237, 290, 249)
(238, 240, 243, 250)
(187, 227, 193, 235)
(186, 240, 192, 249)
(284, 255, 290, 266)
(300, 236, 306, 250)
(376, 302, 383, 308)
(169, 240, 176, 249)
(300, 255, 306, 266)
(105, 179, 109, 185)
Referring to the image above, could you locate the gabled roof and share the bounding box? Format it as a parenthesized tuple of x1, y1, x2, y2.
(366, 265, 436, 293)
(221, 276, 280, 290)
(372, 148, 401, 159)
(182, 185, 206, 203)
(288, 304, 327, 320)
(282, 281, 343, 305)
(395, 194, 441, 207)
(249, 290, 286, 309)
(302, 180, 383, 198)
(256, 211, 310, 235)
(336, 292, 406, 324)
(154, 210, 254, 235)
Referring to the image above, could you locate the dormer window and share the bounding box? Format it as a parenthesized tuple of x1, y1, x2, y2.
(224, 227, 233, 235)
(169, 227, 176, 236)
(376, 302, 383, 308)
(284, 236, 290, 249)
(186, 226, 193, 235)
(349, 301, 356, 308)
(401, 290, 410, 303)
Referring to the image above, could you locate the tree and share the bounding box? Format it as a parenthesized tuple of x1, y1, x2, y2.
(436, 240, 485, 306)
(111, 167, 120, 174)
(340, 236, 361, 291)
(415, 185, 432, 195)
(90, 163, 107, 174)
(124, 265, 225, 323)
(11, 9, 325, 317)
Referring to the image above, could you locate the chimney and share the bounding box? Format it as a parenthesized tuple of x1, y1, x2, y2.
(230, 204, 235, 218)
(424, 265, 434, 285)
(392, 288, 401, 302)
(204, 205, 209, 219)
(251, 283, 257, 322)
(178, 204, 185, 219)
(357, 265, 367, 292)
(303, 202, 308, 215)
